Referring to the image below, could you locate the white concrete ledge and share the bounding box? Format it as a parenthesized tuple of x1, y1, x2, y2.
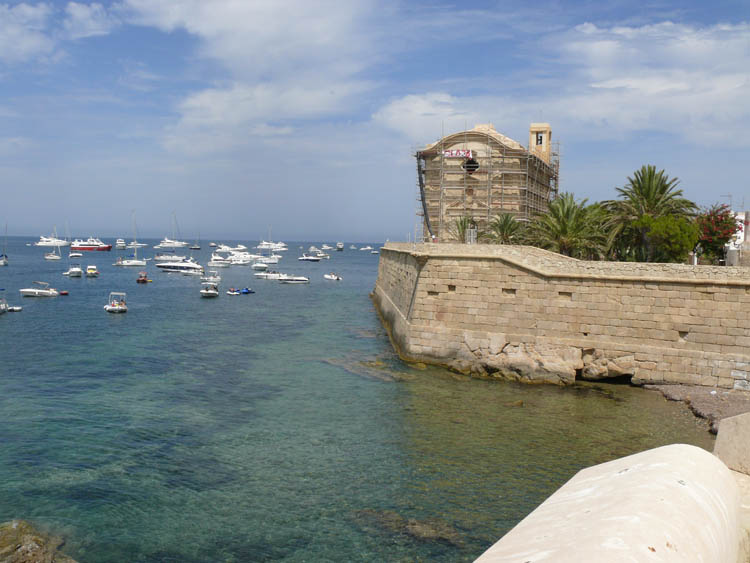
(476, 444, 740, 562)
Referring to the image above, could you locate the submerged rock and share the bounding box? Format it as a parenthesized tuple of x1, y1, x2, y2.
(354, 509, 463, 547)
(0, 520, 77, 563)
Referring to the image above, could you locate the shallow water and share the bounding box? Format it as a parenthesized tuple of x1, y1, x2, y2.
(0, 237, 713, 561)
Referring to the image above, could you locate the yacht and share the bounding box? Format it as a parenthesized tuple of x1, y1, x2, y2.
(200, 282, 219, 298)
(34, 233, 70, 247)
(256, 240, 288, 252)
(126, 241, 148, 248)
(71, 237, 112, 251)
(86, 265, 100, 277)
(19, 281, 59, 297)
(155, 257, 204, 274)
(360, 245, 373, 251)
(298, 253, 321, 262)
(104, 292, 128, 313)
(321, 244, 333, 250)
(336, 242, 344, 251)
(115, 238, 127, 249)
(154, 237, 189, 249)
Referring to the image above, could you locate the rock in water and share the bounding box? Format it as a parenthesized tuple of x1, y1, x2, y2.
(0, 520, 77, 563)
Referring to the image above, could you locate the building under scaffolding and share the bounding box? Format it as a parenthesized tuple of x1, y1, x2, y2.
(415, 123, 560, 242)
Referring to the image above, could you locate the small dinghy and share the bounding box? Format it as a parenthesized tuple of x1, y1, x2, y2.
(323, 273, 342, 281)
(226, 288, 241, 295)
(104, 292, 127, 313)
(240, 287, 255, 294)
(200, 282, 219, 298)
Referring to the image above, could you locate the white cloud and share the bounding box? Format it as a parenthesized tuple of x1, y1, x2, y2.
(0, 2, 55, 63)
(63, 2, 118, 39)
(375, 21, 750, 148)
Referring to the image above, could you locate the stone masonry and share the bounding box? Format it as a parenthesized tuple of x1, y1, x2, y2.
(372, 242, 750, 388)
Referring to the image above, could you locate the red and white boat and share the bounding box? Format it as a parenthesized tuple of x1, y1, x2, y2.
(71, 237, 112, 251)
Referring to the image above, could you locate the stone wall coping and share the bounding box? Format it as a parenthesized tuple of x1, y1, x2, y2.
(382, 242, 750, 287)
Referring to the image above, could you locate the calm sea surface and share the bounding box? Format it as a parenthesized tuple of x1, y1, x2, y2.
(0, 237, 713, 561)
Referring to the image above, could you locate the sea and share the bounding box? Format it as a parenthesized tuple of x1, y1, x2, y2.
(0, 237, 714, 562)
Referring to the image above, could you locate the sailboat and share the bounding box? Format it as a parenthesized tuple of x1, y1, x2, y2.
(0, 223, 8, 266)
(114, 212, 147, 266)
(44, 245, 62, 260)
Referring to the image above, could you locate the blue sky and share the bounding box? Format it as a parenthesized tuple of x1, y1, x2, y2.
(1, 1, 749, 241)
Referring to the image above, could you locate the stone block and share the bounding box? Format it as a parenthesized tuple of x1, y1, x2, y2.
(714, 412, 750, 475)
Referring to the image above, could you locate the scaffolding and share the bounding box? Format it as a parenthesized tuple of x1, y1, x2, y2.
(415, 124, 560, 242)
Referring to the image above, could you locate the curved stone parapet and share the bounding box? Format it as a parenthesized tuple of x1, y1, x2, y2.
(476, 444, 741, 562)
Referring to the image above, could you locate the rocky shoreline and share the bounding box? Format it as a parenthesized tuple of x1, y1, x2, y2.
(645, 384, 750, 434)
(0, 520, 76, 563)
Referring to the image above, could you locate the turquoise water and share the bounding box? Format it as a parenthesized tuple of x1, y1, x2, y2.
(0, 238, 713, 561)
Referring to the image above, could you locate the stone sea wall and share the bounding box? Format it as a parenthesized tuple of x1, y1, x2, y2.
(372, 243, 750, 388)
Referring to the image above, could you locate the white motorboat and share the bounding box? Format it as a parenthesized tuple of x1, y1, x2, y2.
(360, 245, 373, 251)
(104, 292, 128, 313)
(201, 270, 221, 283)
(217, 244, 247, 252)
(19, 281, 59, 297)
(256, 240, 287, 252)
(254, 270, 284, 280)
(0, 254, 6, 267)
(154, 237, 189, 249)
(156, 257, 204, 274)
(323, 273, 342, 281)
(69, 251, 83, 258)
(115, 238, 127, 249)
(371, 250, 379, 254)
(64, 264, 83, 277)
(314, 251, 330, 260)
(321, 244, 333, 250)
(336, 242, 344, 251)
(44, 246, 62, 260)
(71, 237, 112, 251)
(308, 245, 320, 253)
(86, 265, 100, 277)
(251, 262, 268, 270)
(209, 242, 218, 247)
(200, 282, 219, 298)
(207, 252, 232, 267)
(126, 241, 148, 248)
(350, 245, 357, 250)
(279, 275, 310, 284)
(0, 296, 6, 314)
(298, 253, 321, 262)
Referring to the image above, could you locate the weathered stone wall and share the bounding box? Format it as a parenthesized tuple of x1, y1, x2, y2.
(372, 243, 750, 388)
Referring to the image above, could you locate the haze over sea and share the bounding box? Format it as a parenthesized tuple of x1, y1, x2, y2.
(0, 237, 713, 561)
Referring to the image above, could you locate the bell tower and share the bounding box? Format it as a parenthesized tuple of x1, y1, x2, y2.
(529, 123, 551, 164)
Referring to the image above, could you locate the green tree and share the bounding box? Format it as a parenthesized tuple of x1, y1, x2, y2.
(483, 213, 524, 244)
(605, 165, 697, 261)
(632, 214, 699, 263)
(526, 193, 609, 258)
(447, 215, 478, 243)
(696, 204, 741, 263)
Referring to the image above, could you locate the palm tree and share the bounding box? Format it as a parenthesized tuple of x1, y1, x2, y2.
(605, 165, 697, 261)
(483, 213, 524, 244)
(447, 215, 478, 243)
(526, 193, 609, 258)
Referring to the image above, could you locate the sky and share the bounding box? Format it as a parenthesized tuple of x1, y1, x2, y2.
(1, 0, 749, 242)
